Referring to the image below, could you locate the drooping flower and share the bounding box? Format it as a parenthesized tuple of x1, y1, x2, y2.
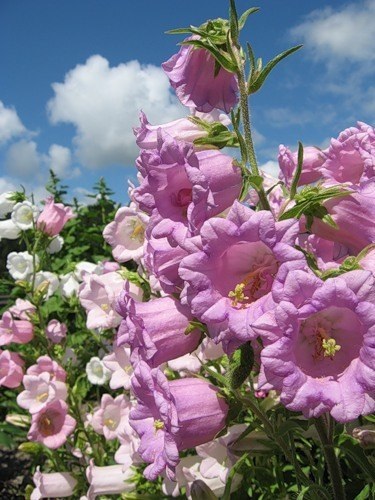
(11, 201, 39, 230)
(91, 394, 132, 440)
(130, 361, 228, 480)
(85, 461, 135, 499)
(28, 400, 76, 449)
(162, 37, 238, 113)
(6, 251, 39, 280)
(36, 196, 74, 236)
(27, 356, 66, 382)
(86, 357, 111, 385)
(321, 121, 375, 185)
(116, 286, 201, 367)
(278, 145, 326, 188)
(59, 272, 80, 298)
(102, 346, 133, 390)
(17, 372, 67, 414)
(252, 268, 375, 422)
(31, 467, 77, 500)
(0, 311, 34, 346)
(45, 319, 67, 344)
(0, 350, 24, 388)
(103, 205, 149, 263)
(179, 201, 304, 352)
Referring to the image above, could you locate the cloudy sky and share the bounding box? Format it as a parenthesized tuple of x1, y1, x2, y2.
(1, 0, 374, 202)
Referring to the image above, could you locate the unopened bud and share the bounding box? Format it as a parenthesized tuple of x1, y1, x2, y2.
(34, 280, 50, 298)
(352, 426, 375, 449)
(18, 442, 43, 454)
(6, 413, 30, 428)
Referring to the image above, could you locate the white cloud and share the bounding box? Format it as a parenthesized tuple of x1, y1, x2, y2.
(0, 177, 18, 193)
(290, 0, 375, 63)
(259, 160, 280, 179)
(47, 55, 184, 169)
(5, 140, 41, 179)
(46, 144, 80, 179)
(0, 101, 26, 145)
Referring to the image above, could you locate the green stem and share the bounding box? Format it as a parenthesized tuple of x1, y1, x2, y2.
(236, 393, 311, 487)
(314, 416, 346, 500)
(236, 67, 271, 211)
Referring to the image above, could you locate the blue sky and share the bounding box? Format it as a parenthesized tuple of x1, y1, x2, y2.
(1, 0, 374, 203)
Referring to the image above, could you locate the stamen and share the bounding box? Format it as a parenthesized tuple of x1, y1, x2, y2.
(104, 418, 117, 430)
(36, 392, 49, 402)
(130, 222, 145, 241)
(322, 338, 341, 358)
(154, 419, 164, 431)
(228, 283, 249, 306)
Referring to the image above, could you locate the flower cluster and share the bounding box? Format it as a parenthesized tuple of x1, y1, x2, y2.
(1, 3, 374, 499)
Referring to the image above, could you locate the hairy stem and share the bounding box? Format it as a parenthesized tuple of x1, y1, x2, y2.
(314, 415, 346, 500)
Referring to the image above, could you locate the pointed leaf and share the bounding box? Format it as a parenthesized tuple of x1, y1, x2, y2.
(229, 0, 239, 40)
(249, 45, 303, 94)
(239, 7, 260, 30)
(290, 141, 304, 199)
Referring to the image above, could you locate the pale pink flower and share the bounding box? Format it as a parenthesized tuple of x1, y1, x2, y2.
(8, 298, 36, 320)
(17, 372, 67, 414)
(102, 346, 132, 390)
(27, 356, 67, 383)
(79, 272, 140, 330)
(37, 196, 74, 236)
(0, 311, 33, 346)
(28, 400, 76, 449)
(103, 205, 149, 263)
(31, 467, 77, 499)
(45, 319, 67, 344)
(91, 394, 132, 440)
(85, 461, 135, 499)
(0, 350, 24, 388)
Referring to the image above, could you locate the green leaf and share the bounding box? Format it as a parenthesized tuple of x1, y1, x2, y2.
(239, 7, 260, 30)
(222, 453, 249, 500)
(226, 341, 254, 389)
(229, 0, 239, 40)
(249, 45, 303, 94)
(165, 27, 193, 35)
(340, 440, 375, 482)
(296, 485, 332, 500)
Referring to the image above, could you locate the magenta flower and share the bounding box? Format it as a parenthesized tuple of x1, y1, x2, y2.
(130, 361, 228, 481)
(0, 311, 34, 346)
(28, 400, 76, 449)
(31, 467, 77, 499)
(278, 144, 326, 188)
(37, 196, 74, 236)
(0, 350, 24, 388)
(162, 37, 238, 113)
(179, 201, 304, 352)
(321, 121, 375, 185)
(45, 319, 67, 344)
(27, 356, 66, 382)
(144, 218, 202, 294)
(134, 131, 241, 234)
(311, 179, 375, 254)
(253, 268, 375, 422)
(297, 234, 348, 271)
(116, 286, 201, 367)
